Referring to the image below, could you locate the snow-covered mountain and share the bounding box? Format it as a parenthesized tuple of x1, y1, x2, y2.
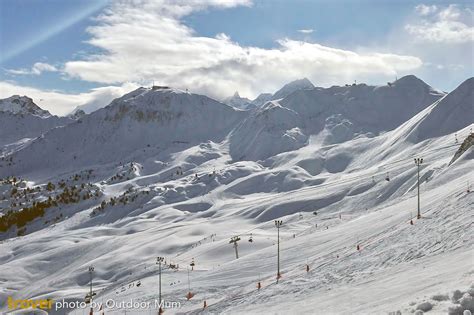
(278, 75, 445, 142)
(0, 95, 51, 117)
(272, 77, 315, 100)
(410, 77, 474, 141)
(0, 96, 74, 154)
(251, 92, 273, 107)
(225, 75, 446, 161)
(224, 78, 315, 110)
(0, 87, 245, 177)
(0, 76, 472, 315)
(230, 101, 307, 161)
(67, 109, 86, 120)
(223, 91, 255, 110)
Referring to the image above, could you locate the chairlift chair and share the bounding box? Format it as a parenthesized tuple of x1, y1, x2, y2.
(84, 292, 96, 303)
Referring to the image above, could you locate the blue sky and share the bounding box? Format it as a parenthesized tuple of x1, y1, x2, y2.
(185, 0, 413, 48)
(1, 0, 108, 92)
(0, 0, 472, 115)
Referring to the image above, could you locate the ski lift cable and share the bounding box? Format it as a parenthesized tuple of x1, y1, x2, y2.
(124, 181, 469, 299)
(214, 183, 467, 284)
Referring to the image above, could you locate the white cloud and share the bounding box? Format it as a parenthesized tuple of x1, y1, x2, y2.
(415, 4, 438, 16)
(6, 62, 58, 76)
(297, 29, 314, 34)
(31, 62, 58, 74)
(0, 81, 138, 116)
(62, 0, 422, 99)
(406, 4, 474, 43)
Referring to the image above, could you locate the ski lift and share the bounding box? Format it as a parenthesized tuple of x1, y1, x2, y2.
(248, 233, 253, 243)
(136, 280, 141, 287)
(84, 292, 96, 303)
(190, 258, 195, 270)
(385, 172, 390, 181)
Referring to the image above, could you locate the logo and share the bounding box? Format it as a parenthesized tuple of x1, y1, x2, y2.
(7, 297, 54, 310)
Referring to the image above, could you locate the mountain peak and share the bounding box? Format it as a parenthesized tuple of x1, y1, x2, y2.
(393, 75, 430, 88)
(272, 77, 315, 100)
(252, 93, 273, 106)
(0, 95, 51, 117)
(68, 109, 86, 120)
(455, 77, 474, 91)
(408, 76, 474, 141)
(223, 91, 254, 110)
